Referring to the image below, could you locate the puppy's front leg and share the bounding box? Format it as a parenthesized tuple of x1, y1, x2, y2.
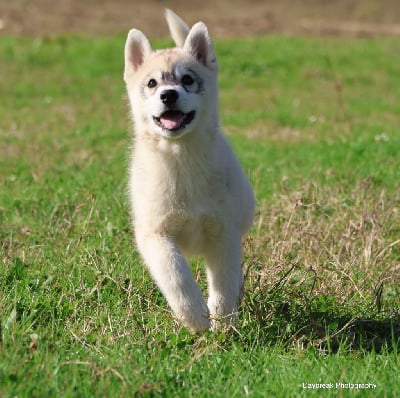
(136, 233, 210, 332)
(205, 230, 244, 330)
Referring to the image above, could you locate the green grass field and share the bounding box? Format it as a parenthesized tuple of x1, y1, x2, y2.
(1, 33, 399, 397)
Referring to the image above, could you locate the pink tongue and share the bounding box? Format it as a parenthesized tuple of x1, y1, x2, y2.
(160, 112, 185, 130)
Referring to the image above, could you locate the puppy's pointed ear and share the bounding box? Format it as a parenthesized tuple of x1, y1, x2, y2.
(124, 29, 153, 81)
(183, 22, 218, 70)
(165, 9, 190, 48)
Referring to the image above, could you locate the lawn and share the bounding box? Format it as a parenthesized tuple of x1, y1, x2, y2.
(0, 32, 399, 397)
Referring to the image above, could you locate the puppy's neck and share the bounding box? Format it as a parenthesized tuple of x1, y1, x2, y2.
(137, 126, 219, 159)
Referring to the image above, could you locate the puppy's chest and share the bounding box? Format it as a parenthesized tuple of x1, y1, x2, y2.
(146, 161, 224, 245)
(150, 179, 222, 254)
(142, 153, 222, 209)
(166, 209, 222, 255)
(159, 169, 219, 218)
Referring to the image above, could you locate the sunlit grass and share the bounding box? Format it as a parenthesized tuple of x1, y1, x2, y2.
(0, 34, 399, 397)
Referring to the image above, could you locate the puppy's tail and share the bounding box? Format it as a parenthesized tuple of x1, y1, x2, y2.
(165, 9, 190, 48)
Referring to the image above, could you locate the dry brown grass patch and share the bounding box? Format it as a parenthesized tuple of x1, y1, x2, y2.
(245, 179, 399, 315)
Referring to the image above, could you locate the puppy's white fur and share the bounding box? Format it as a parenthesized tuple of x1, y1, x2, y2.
(124, 10, 255, 331)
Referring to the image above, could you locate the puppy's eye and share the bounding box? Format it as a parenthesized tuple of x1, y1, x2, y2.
(147, 79, 157, 88)
(181, 74, 194, 86)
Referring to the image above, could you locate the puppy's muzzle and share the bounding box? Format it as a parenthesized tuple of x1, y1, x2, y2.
(153, 88, 196, 133)
(160, 89, 179, 106)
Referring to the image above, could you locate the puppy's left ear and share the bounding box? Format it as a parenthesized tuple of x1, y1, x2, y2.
(124, 29, 153, 82)
(183, 22, 218, 71)
(165, 9, 190, 48)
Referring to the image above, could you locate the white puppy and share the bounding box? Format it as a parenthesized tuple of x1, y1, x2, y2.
(124, 10, 255, 331)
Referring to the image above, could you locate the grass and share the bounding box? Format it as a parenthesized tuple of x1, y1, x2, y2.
(0, 32, 399, 397)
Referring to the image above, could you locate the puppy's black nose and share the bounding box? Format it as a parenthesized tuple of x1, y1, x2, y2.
(160, 89, 179, 106)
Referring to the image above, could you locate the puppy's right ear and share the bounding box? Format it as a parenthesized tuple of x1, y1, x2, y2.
(124, 29, 153, 81)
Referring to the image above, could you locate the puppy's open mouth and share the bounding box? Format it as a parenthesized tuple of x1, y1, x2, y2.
(153, 110, 195, 131)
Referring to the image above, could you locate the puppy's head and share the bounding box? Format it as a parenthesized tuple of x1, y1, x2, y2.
(124, 15, 218, 140)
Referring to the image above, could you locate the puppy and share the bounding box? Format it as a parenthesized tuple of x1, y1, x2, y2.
(124, 9, 255, 331)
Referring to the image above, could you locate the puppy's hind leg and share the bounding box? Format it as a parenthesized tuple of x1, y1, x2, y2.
(136, 233, 210, 332)
(205, 230, 244, 330)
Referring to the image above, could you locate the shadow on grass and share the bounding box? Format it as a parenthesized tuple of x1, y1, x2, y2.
(243, 298, 400, 353)
(242, 264, 400, 354)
